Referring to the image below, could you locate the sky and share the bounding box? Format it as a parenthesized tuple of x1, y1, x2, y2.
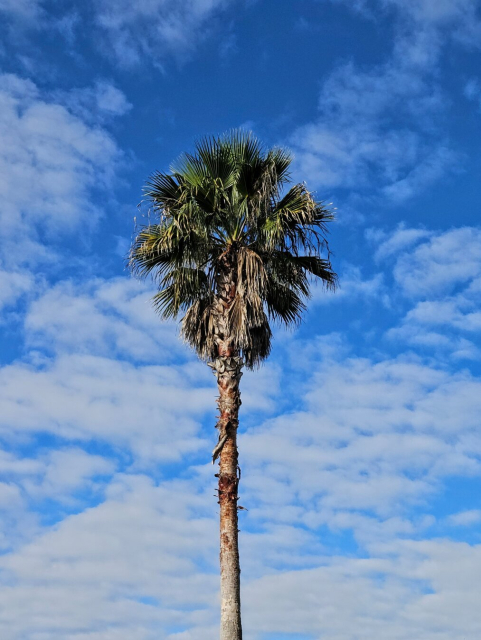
(0, 0, 481, 638)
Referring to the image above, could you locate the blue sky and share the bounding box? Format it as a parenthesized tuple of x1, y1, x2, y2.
(1, 0, 481, 638)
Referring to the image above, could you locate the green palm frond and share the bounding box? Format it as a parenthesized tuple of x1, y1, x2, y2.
(130, 129, 337, 368)
(152, 267, 211, 319)
(265, 281, 307, 325)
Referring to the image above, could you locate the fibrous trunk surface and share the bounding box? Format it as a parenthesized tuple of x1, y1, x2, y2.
(210, 249, 243, 640)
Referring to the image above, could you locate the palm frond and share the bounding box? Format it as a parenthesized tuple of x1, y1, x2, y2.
(265, 281, 307, 326)
(129, 129, 337, 368)
(181, 296, 217, 360)
(152, 267, 210, 319)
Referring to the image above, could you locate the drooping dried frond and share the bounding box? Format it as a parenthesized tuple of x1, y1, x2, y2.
(129, 130, 337, 369)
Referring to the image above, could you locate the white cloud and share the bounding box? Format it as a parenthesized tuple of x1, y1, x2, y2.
(381, 145, 456, 202)
(0, 482, 22, 508)
(404, 299, 481, 332)
(465, 77, 481, 111)
(243, 539, 481, 639)
(0, 473, 219, 639)
(448, 509, 481, 526)
(1, 292, 481, 636)
(0, 73, 122, 266)
(367, 224, 433, 261)
(94, 0, 233, 68)
(388, 323, 481, 360)
(0, 269, 33, 312)
(241, 350, 481, 528)
(0, 275, 281, 463)
(0, 454, 42, 552)
(0, 0, 40, 19)
(312, 265, 385, 305)
(289, 28, 455, 199)
(24, 277, 185, 363)
(2, 473, 481, 640)
(54, 81, 132, 123)
(0, 447, 114, 508)
(1, 2, 480, 638)
(383, 0, 481, 46)
(22, 272, 282, 412)
(0, 353, 213, 462)
(2, 0, 240, 69)
(0, 450, 42, 477)
(332, 0, 481, 35)
(23, 448, 115, 502)
(385, 0, 478, 24)
(0, 264, 284, 635)
(289, 0, 481, 200)
(392, 227, 481, 297)
(374, 226, 481, 356)
(1, 471, 480, 640)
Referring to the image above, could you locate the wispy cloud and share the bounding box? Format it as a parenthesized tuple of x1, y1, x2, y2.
(0, 269, 33, 313)
(289, 28, 456, 199)
(0, 473, 219, 639)
(243, 538, 481, 639)
(0, 354, 213, 461)
(24, 277, 184, 362)
(2, 0, 240, 69)
(53, 80, 133, 123)
(332, 0, 481, 36)
(0, 0, 41, 20)
(288, 0, 479, 201)
(376, 226, 481, 358)
(465, 77, 481, 111)
(392, 227, 481, 297)
(0, 74, 123, 266)
(448, 509, 481, 526)
(94, 0, 235, 68)
(243, 351, 481, 527)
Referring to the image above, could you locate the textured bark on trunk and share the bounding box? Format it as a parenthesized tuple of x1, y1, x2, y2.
(209, 248, 243, 640)
(217, 357, 242, 639)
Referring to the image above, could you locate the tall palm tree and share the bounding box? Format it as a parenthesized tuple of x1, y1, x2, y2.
(129, 131, 337, 640)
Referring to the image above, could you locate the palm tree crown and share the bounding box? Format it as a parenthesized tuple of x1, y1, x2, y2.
(129, 130, 337, 367)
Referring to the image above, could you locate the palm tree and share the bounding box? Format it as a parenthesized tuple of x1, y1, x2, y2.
(129, 131, 337, 640)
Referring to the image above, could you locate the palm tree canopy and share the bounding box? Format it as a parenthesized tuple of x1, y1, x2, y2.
(129, 131, 337, 368)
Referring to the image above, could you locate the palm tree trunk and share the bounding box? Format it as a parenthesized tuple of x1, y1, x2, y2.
(210, 249, 243, 639)
(216, 353, 242, 639)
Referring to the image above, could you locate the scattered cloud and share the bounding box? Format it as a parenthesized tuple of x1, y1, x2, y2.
(0, 353, 213, 462)
(289, 0, 481, 201)
(312, 264, 385, 305)
(243, 539, 481, 639)
(0, 269, 34, 313)
(331, 0, 481, 38)
(373, 226, 481, 357)
(1, 1, 480, 638)
(392, 227, 481, 298)
(465, 77, 481, 111)
(2, 338, 481, 637)
(367, 224, 433, 261)
(289, 30, 455, 199)
(22, 448, 116, 502)
(54, 81, 132, 123)
(93, 0, 235, 68)
(0, 73, 122, 266)
(24, 277, 184, 363)
(1, 274, 281, 463)
(448, 509, 481, 526)
(0, 473, 218, 639)
(0, 0, 41, 20)
(384, 0, 481, 47)
(242, 350, 481, 529)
